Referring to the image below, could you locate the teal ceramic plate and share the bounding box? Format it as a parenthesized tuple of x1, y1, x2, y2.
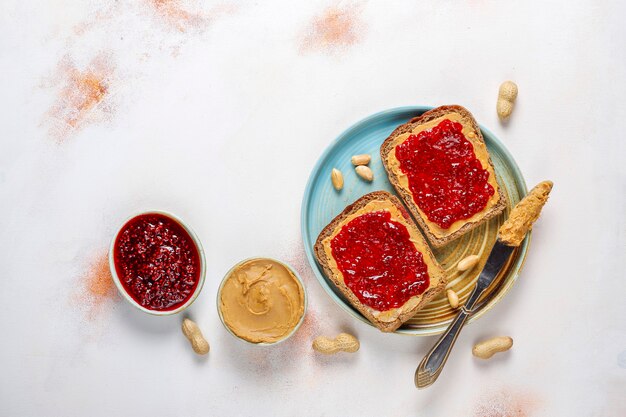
(301, 106, 529, 336)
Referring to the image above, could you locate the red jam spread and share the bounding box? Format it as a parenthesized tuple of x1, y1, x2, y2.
(330, 210, 430, 311)
(113, 213, 201, 311)
(395, 119, 495, 229)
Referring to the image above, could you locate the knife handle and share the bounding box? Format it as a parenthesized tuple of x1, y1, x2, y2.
(415, 286, 484, 388)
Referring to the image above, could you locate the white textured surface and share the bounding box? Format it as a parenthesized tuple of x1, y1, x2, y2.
(1, 1, 625, 416)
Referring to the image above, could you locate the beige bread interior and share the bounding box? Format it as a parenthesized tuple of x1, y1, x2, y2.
(314, 191, 446, 332)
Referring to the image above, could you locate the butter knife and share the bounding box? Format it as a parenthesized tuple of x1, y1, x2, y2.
(415, 181, 553, 389)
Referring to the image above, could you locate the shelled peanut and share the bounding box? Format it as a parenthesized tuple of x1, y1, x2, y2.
(352, 154, 373, 182)
(351, 154, 371, 166)
(457, 255, 480, 271)
(446, 289, 459, 309)
(355, 165, 374, 182)
(331, 168, 344, 191)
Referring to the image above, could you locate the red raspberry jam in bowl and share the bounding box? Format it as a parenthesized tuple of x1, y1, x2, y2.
(109, 211, 206, 315)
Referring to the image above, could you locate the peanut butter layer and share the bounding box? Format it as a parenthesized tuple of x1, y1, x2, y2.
(219, 259, 305, 344)
(499, 181, 553, 246)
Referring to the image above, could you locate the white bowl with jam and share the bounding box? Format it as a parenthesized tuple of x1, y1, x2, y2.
(217, 258, 307, 345)
(109, 210, 206, 316)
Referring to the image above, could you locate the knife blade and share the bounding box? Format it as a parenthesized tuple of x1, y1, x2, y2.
(415, 180, 553, 389)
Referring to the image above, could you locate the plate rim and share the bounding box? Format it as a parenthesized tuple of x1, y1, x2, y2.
(300, 105, 529, 336)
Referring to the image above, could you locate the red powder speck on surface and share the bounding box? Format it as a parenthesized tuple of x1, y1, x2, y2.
(73, 251, 120, 320)
(45, 54, 114, 142)
(278, 241, 338, 354)
(150, 0, 203, 32)
(241, 307, 321, 374)
(290, 309, 320, 350)
(281, 238, 316, 285)
(300, 4, 365, 54)
(473, 388, 541, 417)
(147, 0, 236, 32)
(73, 6, 117, 36)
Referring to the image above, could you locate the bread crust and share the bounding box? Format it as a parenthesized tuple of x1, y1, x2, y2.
(313, 191, 446, 332)
(380, 105, 507, 247)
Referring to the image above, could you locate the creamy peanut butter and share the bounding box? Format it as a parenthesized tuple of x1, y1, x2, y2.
(385, 113, 501, 237)
(498, 181, 553, 246)
(219, 259, 305, 344)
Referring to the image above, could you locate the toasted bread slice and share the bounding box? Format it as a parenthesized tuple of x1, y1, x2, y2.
(380, 105, 507, 247)
(314, 191, 446, 332)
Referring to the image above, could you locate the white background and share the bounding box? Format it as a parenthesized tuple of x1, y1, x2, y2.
(1, 1, 625, 416)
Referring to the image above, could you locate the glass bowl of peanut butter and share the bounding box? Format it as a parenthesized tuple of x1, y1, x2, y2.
(217, 258, 307, 345)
